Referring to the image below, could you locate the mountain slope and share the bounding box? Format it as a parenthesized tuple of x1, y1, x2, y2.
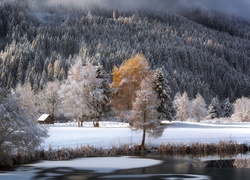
(0, 0, 249, 103)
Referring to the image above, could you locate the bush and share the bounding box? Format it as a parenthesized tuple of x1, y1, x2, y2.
(232, 97, 250, 122)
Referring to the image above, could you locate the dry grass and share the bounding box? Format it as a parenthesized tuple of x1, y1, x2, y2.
(158, 140, 249, 157)
(6, 141, 249, 167)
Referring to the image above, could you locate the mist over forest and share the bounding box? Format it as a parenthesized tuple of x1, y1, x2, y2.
(28, 0, 250, 19)
(0, 0, 250, 103)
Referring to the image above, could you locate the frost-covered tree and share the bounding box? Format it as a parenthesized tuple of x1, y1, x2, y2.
(231, 97, 250, 122)
(36, 81, 61, 121)
(11, 83, 37, 119)
(60, 58, 108, 127)
(60, 58, 85, 126)
(173, 92, 190, 121)
(221, 98, 233, 118)
(0, 87, 47, 166)
(190, 94, 207, 122)
(153, 68, 174, 120)
(96, 63, 111, 116)
(130, 76, 163, 151)
(207, 97, 222, 119)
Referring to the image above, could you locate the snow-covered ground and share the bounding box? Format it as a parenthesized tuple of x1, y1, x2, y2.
(42, 121, 250, 150)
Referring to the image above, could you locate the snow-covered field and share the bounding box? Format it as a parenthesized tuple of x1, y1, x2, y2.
(42, 121, 250, 150)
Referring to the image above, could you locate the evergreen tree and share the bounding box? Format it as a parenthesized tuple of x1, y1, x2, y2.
(96, 62, 111, 116)
(222, 98, 233, 117)
(207, 97, 222, 119)
(153, 68, 174, 121)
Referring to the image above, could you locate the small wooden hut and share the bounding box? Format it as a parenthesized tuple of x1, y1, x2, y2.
(37, 114, 54, 124)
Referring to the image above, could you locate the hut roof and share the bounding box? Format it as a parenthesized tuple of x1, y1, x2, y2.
(38, 114, 50, 121)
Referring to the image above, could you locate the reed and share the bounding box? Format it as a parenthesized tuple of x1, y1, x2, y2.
(5, 141, 249, 167)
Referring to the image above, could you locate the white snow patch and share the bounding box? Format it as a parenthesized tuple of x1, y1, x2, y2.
(0, 156, 162, 179)
(29, 156, 162, 173)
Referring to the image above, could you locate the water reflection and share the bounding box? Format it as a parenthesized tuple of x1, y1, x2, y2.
(1, 155, 250, 180)
(234, 158, 250, 168)
(101, 174, 211, 179)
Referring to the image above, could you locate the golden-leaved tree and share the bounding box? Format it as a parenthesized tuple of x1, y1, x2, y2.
(110, 54, 150, 116)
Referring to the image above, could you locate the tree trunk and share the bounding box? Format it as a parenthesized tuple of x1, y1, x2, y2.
(77, 119, 83, 127)
(140, 127, 146, 151)
(93, 119, 99, 127)
(140, 110, 147, 151)
(51, 113, 55, 124)
(78, 121, 83, 127)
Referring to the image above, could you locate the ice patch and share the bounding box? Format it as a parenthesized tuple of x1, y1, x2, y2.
(29, 156, 162, 173)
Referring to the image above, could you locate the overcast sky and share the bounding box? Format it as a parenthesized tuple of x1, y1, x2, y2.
(33, 0, 250, 20)
(191, 0, 250, 19)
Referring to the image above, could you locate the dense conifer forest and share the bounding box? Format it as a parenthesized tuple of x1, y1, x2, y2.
(0, 0, 250, 103)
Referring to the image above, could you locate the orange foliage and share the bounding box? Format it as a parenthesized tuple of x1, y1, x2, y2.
(110, 54, 150, 112)
(110, 54, 149, 88)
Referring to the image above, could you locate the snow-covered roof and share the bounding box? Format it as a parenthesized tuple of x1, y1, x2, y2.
(38, 114, 50, 121)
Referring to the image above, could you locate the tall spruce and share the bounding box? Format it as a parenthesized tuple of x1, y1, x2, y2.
(95, 62, 111, 117)
(153, 68, 174, 121)
(207, 97, 222, 119)
(222, 98, 233, 118)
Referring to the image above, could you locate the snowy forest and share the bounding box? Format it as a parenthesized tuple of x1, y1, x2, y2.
(0, 0, 250, 102)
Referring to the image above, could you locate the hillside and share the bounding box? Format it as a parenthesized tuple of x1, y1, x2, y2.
(0, 0, 250, 103)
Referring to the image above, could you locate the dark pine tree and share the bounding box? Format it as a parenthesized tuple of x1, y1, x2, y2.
(207, 97, 222, 119)
(96, 62, 111, 115)
(153, 68, 174, 121)
(222, 98, 233, 117)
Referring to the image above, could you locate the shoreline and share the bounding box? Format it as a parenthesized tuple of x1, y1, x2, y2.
(2, 141, 249, 168)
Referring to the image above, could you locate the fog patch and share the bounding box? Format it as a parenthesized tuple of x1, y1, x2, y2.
(27, 0, 250, 20)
